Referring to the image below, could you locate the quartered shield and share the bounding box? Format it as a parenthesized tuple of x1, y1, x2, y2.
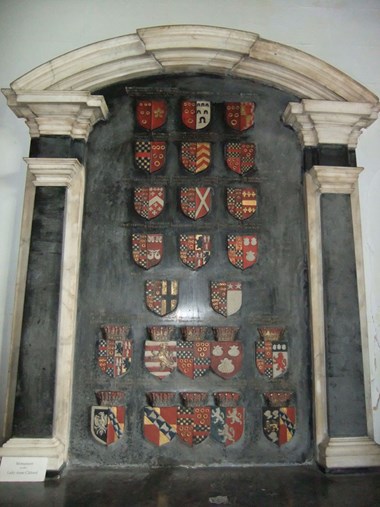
(144, 406, 177, 446)
(227, 234, 258, 270)
(227, 187, 257, 220)
(225, 142, 256, 175)
(134, 141, 166, 173)
(180, 187, 211, 220)
(177, 406, 211, 446)
(144, 340, 177, 379)
(181, 100, 211, 130)
(225, 102, 255, 131)
(132, 233, 163, 269)
(177, 341, 211, 379)
(145, 280, 179, 316)
(256, 340, 288, 379)
(210, 281, 242, 317)
(134, 187, 165, 220)
(210, 406, 245, 446)
(179, 234, 211, 270)
(210, 342, 243, 379)
(97, 335, 132, 378)
(136, 99, 167, 130)
(91, 406, 125, 445)
(263, 406, 296, 446)
(180, 142, 211, 174)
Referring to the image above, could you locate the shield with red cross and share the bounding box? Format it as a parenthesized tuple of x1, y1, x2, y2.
(225, 102, 255, 131)
(210, 281, 242, 317)
(176, 406, 211, 446)
(227, 234, 258, 270)
(225, 142, 256, 175)
(134, 187, 165, 220)
(143, 406, 177, 446)
(177, 341, 211, 379)
(180, 142, 211, 174)
(136, 99, 167, 130)
(179, 234, 211, 270)
(210, 406, 245, 446)
(132, 233, 163, 269)
(226, 187, 257, 220)
(180, 187, 211, 220)
(97, 325, 132, 378)
(181, 100, 211, 130)
(134, 141, 166, 173)
(145, 280, 179, 316)
(210, 342, 243, 380)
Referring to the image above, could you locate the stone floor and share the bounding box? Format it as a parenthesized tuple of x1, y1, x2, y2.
(0, 465, 379, 506)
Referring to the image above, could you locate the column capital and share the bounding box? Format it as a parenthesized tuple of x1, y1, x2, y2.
(309, 165, 363, 194)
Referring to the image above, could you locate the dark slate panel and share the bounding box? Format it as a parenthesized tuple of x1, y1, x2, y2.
(29, 136, 86, 163)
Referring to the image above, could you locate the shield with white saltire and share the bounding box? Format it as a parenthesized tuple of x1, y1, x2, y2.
(210, 406, 245, 446)
(256, 340, 288, 379)
(143, 406, 177, 446)
(145, 280, 179, 316)
(136, 99, 167, 130)
(177, 406, 211, 446)
(91, 405, 125, 445)
(180, 187, 211, 220)
(134, 187, 165, 220)
(177, 341, 211, 379)
(144, 340, 177, 379)
(210, 342, 243, 379)
(132, 233, 163, 269)
(226, 187, 257, 220)
(179, 234, 211, 270)
(210, 281, 242, 317)
(225, 102, 255, 131)
(97, 325, 132, 378)
(227, 234, 258, 270)
(263, 406, 296, 446)
(181, 142, 211, 174)
(182, 100, 211, 130)
(134, 141, 166, 173)
(225, 142, 256, 175)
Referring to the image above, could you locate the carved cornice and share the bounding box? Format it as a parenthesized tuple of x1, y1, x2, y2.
(24, 157, 84, 187)
(282, 100, 380, 148)
(308, 165, 363, 194)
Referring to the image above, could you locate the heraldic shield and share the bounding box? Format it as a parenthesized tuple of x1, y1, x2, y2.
(180, 187, 211, 220)
(144, 341, 177, 380)
(177, 326, 210, 379)
(145, 280, 179, 316)
(225, 102, 255, 131)
(136, 99, 167, 130)
(177, 406, 211, 446)
(97, 324, 132, 378)
(144, 406, 177, 446)
(227, 187, 257, 220)
(225, 142, 256, 175)
(134, 141, 166, 173)
(210, 281, 242, 317)
(181, 100, 211, 130)
(227, 234, 258, 270)
(210, 405, 244, 446)
(179, 234, 211, 270)
(91, 391, 125, 446)
(210, 342, 243, 380)
(180, 142, 211, 174)
(134, 187, 165, 220)
(263, 392, 296, 446)
(132, 233, 163, 269)
(255, 327, 288, 379)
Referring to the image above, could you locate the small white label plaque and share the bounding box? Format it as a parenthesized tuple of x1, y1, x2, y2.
(0, 457, 48, 482)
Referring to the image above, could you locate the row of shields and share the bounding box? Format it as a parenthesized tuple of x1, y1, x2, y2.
(91, 390, 296, 448)
(98, 325, 288, 380)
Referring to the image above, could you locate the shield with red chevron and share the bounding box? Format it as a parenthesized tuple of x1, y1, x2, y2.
(145, 280, 178, 316)
(181, 100, 211, 130)
(225, 142, 256, 175)
(226, 187, 257, 220)
(181, 142, 211, 174)
(134, 187, 165, 220)
(225, 102, 255, 131)
(136, 99, 167, 130)
(180, 187, 211, 220)
(134, 141, 166, 173)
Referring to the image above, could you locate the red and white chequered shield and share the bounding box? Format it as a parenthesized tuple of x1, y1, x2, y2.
(144, 340, 177, 379)
(177, 406, 211, 446)
(210, 281, 242, 317)
(97, 325, 132, 378)
(179, 234, 211, 270)
(180, 187, 211, 220)
(255, 340, 288, 379)
(134, 141, 166, 173)
(91, 406, 125, 445)
(226, 187, 257, 220)
(225, 142, 255, 175)
(181, 142, 211, 174)
(144, 406, 177, 446)
(210, 342, 243, 379)
(177, 341, 211, 379)
(134, 187, 165, 220)
(210, 406, 245, 446)
(227, 234, 258, 270)
(132, 233, 163, 269)
(145, 280, 178, 316)
(181, 100, 211, 130)
(225, 102, 255, 131)
(136, 99, 167, 130)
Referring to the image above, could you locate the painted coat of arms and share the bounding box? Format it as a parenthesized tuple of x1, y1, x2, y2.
(144, 392, 177, 447)
(177, 393, 211, 446)
(97, 324, 132, 378)
(134, 187, 165, 220)
(225, 142, 256, 175)
(180, 187, 211, 220)
(136, 99, 167, 130)
(263, 392, 296, 446)
(91, 391, 125, 446)
(227, 234, 258, 270)
(134, 141, 166, 173)
(180, 142, 211, 174)
(210, 281, 242, 317)
(210, 327, 242, 379)
(179, 234, 211, 270)
(145, 280, 179, 316)
(255, 327, 288, 379)
(227, 187, 257, 220)
(225, 102, 255, 131)
(210, 392, 244, 446)
(132, 233, 163, 269)
(144, 326, 177, 380)
(181, 100, 211, 130)
(177, 327, 210, 379)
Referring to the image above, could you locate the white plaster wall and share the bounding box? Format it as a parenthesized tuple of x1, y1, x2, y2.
(0, 0, 379, 442)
